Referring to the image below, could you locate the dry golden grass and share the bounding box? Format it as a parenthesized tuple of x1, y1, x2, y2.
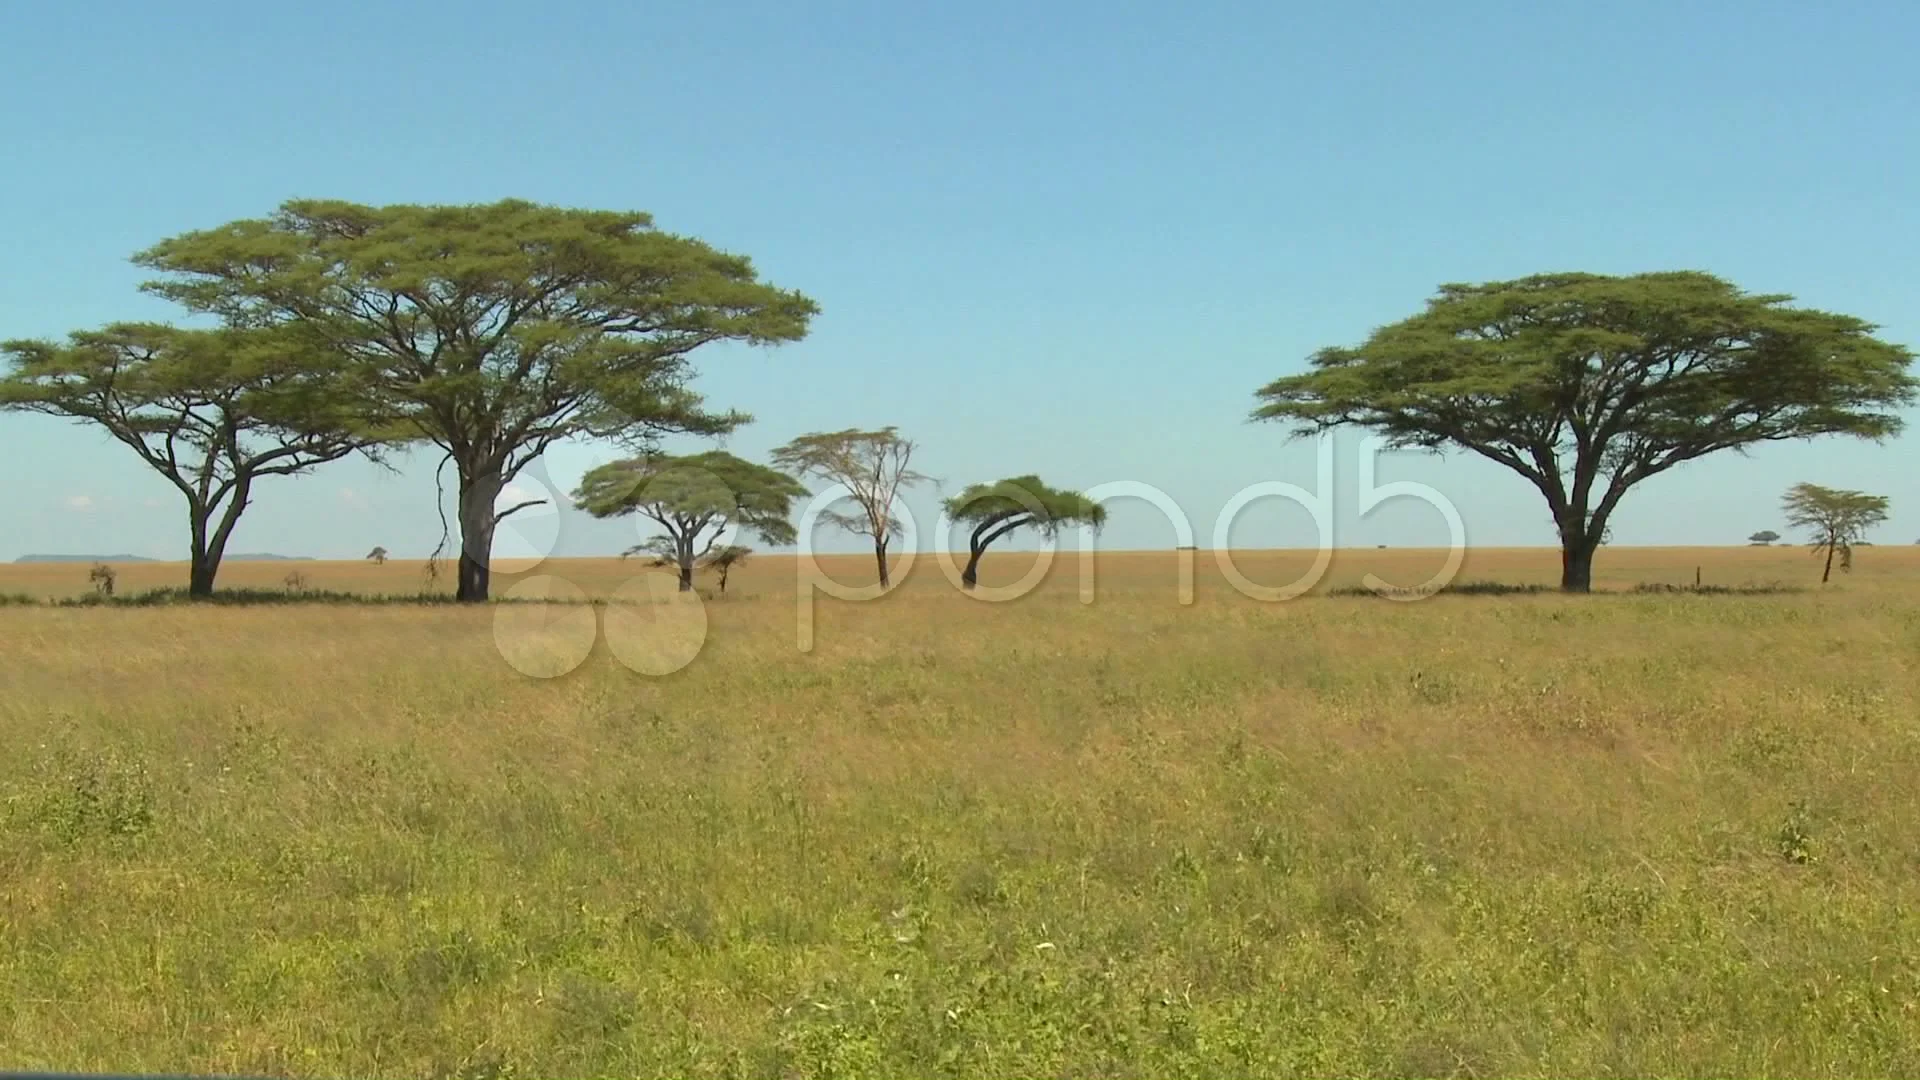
(2, 545, 1918, 1075)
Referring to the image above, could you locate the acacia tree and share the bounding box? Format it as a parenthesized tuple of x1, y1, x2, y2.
(1781, 482, 1889, 583)
(1254, 272, 1915, 592)
(366, 546, 389, 564)
(1748, 530, 1780, 546)
(572, 450, 804, 591)
(0, 324, 374, 596)
(772, 427, 928, 588)
(706, 545, 752, 595)
(943, 475, 1106, 588)
(135, 198, 817, 602)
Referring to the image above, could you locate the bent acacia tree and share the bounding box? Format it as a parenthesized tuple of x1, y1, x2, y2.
(1254, 272, 1915, 592)
(773, 427, 928, 588)
(572, 450, 804, 591)
(1781, 482, 1889, 583)
(0, 324, 374, 596)
(136, 198, 817, 602)
(944, 475, 1106, 588)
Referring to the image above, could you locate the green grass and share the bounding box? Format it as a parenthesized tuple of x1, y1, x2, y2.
(2, 556, 1918, 1076)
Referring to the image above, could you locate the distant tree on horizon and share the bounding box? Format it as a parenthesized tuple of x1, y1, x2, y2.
(366, 546, 389, 565)
(943, 475, 1107, 589)
(573, 451, 804, 592)
(1253, 271, 1915, 592)
(706, 544, 752, 595)
(1781, 482, 1890, 583)
(773, 427, 929, 589)
(1749, 530, 1780, 546)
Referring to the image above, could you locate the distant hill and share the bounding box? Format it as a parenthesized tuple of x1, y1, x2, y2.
(13, 553, 313, 563)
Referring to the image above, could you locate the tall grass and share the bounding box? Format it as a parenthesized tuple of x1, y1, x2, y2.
(2, 550, 1917, 1075)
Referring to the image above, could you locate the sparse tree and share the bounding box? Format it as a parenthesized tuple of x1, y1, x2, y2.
(573, 451, 804, 592)
(943, 475, 1106, 589)
(88, 562, 116, 598)
(136, 198, 817, 602)
(1748, 530, 1780, 546)
(1781, 482, 1890, 583)
(2, 325, 376, 597)
(366, 546, 389, 565)
(706, 544, 752, 595)
(1253, 272, 1915, 592)
(772, 427, 929, 588)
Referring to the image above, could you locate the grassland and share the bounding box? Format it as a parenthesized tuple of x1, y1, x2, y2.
(3, 546, 1918, 1076)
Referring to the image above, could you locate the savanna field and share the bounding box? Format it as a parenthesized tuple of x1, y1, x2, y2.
(3, 546, 1918, 1077)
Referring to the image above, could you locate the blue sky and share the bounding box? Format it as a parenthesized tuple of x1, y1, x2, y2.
(3, 0, 1916, 561)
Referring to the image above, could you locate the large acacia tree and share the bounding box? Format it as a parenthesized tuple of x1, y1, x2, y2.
(944, 475, 1106, 588)
(135, 198, 817, 601)
(572, 450, 805, 591)
(1254, 272, 1915, 591)
(0, 324, 375, 596)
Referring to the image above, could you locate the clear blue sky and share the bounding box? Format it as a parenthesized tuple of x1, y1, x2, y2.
(3, 0, 1916, 561)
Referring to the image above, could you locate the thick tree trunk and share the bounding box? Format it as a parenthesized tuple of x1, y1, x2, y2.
(188, 554, 217, 597)
(456, 469, 504, 603)
(1559, 536, 1599, 593)
(1821, 541, 1836, 584)
(186, 483, 249, 599)
(875, 538, 891, 589)
(677, 561, 695, 592)
(961, 549, 982, 589)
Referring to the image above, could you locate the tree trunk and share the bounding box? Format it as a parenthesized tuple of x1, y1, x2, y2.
(962, 547, 982, 589)
(456, 468, 504, 603)
(187, 512, 215, 599)
(875, 538, 891, 589)
(186, 483, 249, 599)
(1559, 535, 1599, 593)
(1821, 541, 1836, 584)
(188, 553, 217, 597)
(677, 561, 695, 592)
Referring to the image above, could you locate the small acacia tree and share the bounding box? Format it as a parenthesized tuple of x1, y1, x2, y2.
(706, 544, 752, 595)
(366, 546, 389, 565)
(136, 198, 817, 602)
(772, 427, 928, 588)
(1, 324, 375, 596)
(1748, 530, 1780, 546)
(573, 451, 804, 591)
(943, 475, 1106, 589)
(1253, 272, 1915, 592)
(1781, 482, 1889, 583)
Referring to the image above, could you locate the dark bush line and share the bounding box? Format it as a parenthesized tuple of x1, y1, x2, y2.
(25, 586, 552, 608)
(5, 585, 756, 608)
(1327, 580, 1555, 598)
(1328, 579, 1804, 599)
